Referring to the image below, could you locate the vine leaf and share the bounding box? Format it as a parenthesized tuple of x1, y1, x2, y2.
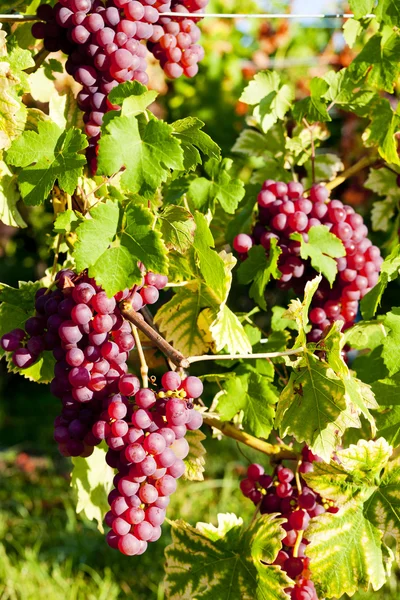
(374, 0, 400, 26)
(7, 120, 88, 205)
(372, 374, 400, 445)
(292, 78, 331, 123)
(183, 429, 206, 481)
(347, 33, 400, 93)
(108, 80, 158, 114)
(304, 439, 397, 597)
(276, 353, 348, 461)
(164, 513, 292, 600)
(364, 98, 400, 166)
(361, 244, 400, 319)
(97, 112, 184, 197)
(188, 158, 245, 214)
(291, 225, 345, 286)
(381, 308, 400, 376)
(365, 167, 400, 232)
(171, 116, 221, 171)
(155, 283, 213, 357)
(240, 70, 294, 133)
(71, 444, 114, 533)
(307, 502, 386, 597)
(0, 38, 32, 151)
(73, 200, 120, 273)
(348, 0, 375, 19)
(217, 369, 278, 438)
(159, 205, 196, 253)
(74, 201, 167, 297)
(237, 240, 282, 311)
(0, 280, 39, 359)
(0, 160, 26, 228)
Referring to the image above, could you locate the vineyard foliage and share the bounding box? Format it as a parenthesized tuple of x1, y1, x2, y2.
(2, 0, 400, 598)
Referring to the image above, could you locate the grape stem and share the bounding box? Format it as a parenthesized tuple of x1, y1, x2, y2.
(187, 348, 304, 364)
(120, 301, 190, 369)
(303, 119, 316, 184)
(325, 155, 376, 191)
(131, 325, 149, 388)
(26, 47, 50, 75)
(203, 415, 297, 459)
(293, 529, 304, 558)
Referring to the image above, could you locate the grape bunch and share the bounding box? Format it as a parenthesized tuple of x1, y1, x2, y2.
(0, 268, 168, 458)
(240, 447, 337, 600)
(233, 181, 383, 341)
(97, 370, 204, 555)
(32, 0, 208, 171)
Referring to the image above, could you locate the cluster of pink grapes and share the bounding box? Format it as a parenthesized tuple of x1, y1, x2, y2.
(98, 370, 203, 555)
(233, 181, 383, 341)
(0, 268, 168, 458)
(32, 0, 207, 172)
(240, 447, 337, 600)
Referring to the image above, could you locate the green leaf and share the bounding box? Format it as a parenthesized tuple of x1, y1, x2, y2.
(343, 321, 387, 351)
(183, 429, 206, 481)
(276, 353, 348, 461)
(217, 371, 278, 439)
(361, 245, 400, 319)
(0, 160, 26, 228)
(159, 205, 196, 253)
(347, 33, 400, 93)
(71, 444, 114, 533)
(307, 501, 386, 597)
(5, 350, 55, 384)
(365, 99, 400, 166)
(232, 129, 271, 157)
(0, 280, 38, 355)
(374, 0, 400, 28)
(120, 202, 168, 275)
(381, 308, 400, 376)
(283, 275, 322, 344)
(323, 70, 376, 113)
(303, 439, 397, 596)
(172, 117, 220, 171)
(240, 70, 294, 133)
(73, 200, 120, 274)
(164, 513, 291, 600)
(343, 18, 362, 48)
(291, 225, 345, 286)
(192, 212, 228, 302)
(271, 306, 298, 332)
(366, 457, 400, 560)
(292, 78, 331, 124)
(155, 283, 212, 357)
(90, 246, 142, 298)
(53, 209, 79, 234)
(349, 0, 375, 19)
(303, 153, 344, 188)
(372, 375, 400, 445)
(365, 167, 400, 232)
(188, 158, 245, 214)
(237, 241, 281, 311)
(108, 80, 158, 114)
(7, 121, 88, 205)
(209, 304, 252, 355)
(97, 113, 184, 196)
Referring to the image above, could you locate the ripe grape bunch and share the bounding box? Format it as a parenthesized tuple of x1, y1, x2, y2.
(32, 0, 207, 171)
(99, 370, 203, 556)
(240, 447, 337, 600)
(233, 181, 383, 341)
(0, 268, 168, 458)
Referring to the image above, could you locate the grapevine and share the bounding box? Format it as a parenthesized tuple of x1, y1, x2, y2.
(1, 0, 400, 598)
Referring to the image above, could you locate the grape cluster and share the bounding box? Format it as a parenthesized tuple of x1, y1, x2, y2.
(240, 447, 337, 600)
(0, 268, 168, 458)
(32, 0, 207, 171)
(96, 370, 204, 555)
(233, 181, 383, 341)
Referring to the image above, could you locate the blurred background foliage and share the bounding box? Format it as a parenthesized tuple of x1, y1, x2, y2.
(1, 0, 400, 598)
